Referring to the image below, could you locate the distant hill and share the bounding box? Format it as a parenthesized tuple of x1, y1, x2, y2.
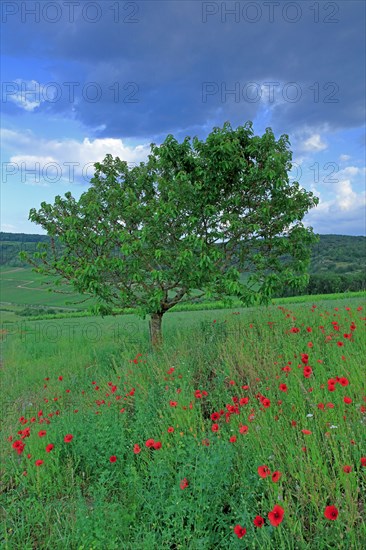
(1, 232, 365, 274)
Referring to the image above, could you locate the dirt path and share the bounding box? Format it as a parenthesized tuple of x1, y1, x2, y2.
(0, 267, 25, 275)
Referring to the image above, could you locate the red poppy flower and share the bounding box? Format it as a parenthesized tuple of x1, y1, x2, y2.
(324, 506, 338, 520)
(239, 425, 249, 434)
(301, 354, 309, 365)
(262, 398, 271, 408)
(180, 478, 189, 490)
(279, 383, 288, 392)
(272, 471, 282, 483)
(253, 515, 264, 528)
(169, 401, 178, 407)
(167, 427, 174, 433)
(153, 441, 162, 450)
(233, 525, 246, 538)
(258, 465, 271, 478)
(268, 504, 284, 526)
(38, 430, 47, 437)
(145, 439, 155, 448)
(110, 455, 117, 463)
(342, 465, 351, 473)
(45, 444, 54, 453)
(64, 434, 73, 443)
(211, 423, 219, 432)
(302, 429, 312, 435)
(229, 435, 237, 443)
(343, 397, 352, 404)
(35, 460, 44, 466)
(133, 444, 141, 454)
(211, 412, 220, 421)
(303, 366, 313, 378)
(361, 457, 366, 467)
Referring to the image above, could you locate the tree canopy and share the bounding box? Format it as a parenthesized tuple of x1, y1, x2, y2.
(21, 121, 319, 346)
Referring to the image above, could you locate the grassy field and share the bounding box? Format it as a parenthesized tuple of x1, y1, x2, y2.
(0, 267, 96, 322)
(1, 295, 365, 549)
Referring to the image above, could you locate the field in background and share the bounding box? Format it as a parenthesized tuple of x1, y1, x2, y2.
(1, 295, 365, 548)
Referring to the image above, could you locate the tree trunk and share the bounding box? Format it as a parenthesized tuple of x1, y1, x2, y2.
(149, 312, 164, 349)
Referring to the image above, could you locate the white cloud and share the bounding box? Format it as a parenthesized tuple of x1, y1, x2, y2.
(1, 129, 151, 186)
(4, 79, 53, 112)
(336, 179, 359, 211)
(1, 223, 17, 232)
(301, 133, 327, 152)
(339, 154, 351, 162)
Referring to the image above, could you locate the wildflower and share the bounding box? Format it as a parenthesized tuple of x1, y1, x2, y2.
(303, 366, 313, 378)
(272, 471, 282, 483)
(233, 525, 246, 538)
(133, 444, 141, 454)
(211, 423, 219, 432)
(229, 435, 237, 443)
(268, 504, 285, 526)
(343, 465, 352, 473)
(145, 439, 155, 448)
(35, 460, 44, 466)
(45, 444, 54, 453)
(324, 506, 338, 520)
(64, 434, 73, 443)
(38, 430, 47, 437)
(167, 427, 174, 433)
(153, 441, 162, 450)
(180, 478, 189, 490)
(361, 457, 366, 467)
(109, 455, 117, 463)
(253, 515, 265, 528)
(279, 384, 288, 392)
(239, 425, 249, 434)
(258, 465, 271, 478)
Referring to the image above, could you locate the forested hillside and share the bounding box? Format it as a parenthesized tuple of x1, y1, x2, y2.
(1, 232, 365, 296)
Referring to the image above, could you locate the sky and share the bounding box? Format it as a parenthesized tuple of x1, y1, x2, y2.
(1, 0, 365, 236)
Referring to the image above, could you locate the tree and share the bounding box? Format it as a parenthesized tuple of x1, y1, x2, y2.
(21, 121, 319, 348)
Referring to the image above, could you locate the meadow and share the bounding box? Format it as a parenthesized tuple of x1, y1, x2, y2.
(1, 295, 365, 549)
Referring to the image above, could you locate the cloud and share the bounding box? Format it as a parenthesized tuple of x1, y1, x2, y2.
(2, 2, 364, 138)
(339, 154, 351, 162)
(304, 178, 366, 234)
(0, 223, 17, 232)
(301, 133, 327, 152)
(1, 129, 151, 186)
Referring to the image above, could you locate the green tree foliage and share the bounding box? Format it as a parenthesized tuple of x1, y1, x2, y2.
(20, 122, 319, 346)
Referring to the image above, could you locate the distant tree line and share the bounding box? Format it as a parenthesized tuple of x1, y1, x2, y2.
(1, 232, 365, 297)
(275, 272, 366, 297)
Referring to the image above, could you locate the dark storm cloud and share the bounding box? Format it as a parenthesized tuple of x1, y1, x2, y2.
(2, 0, 365, 139)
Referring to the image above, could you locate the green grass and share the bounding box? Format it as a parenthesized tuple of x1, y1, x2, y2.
(1, 295, 366, 548)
